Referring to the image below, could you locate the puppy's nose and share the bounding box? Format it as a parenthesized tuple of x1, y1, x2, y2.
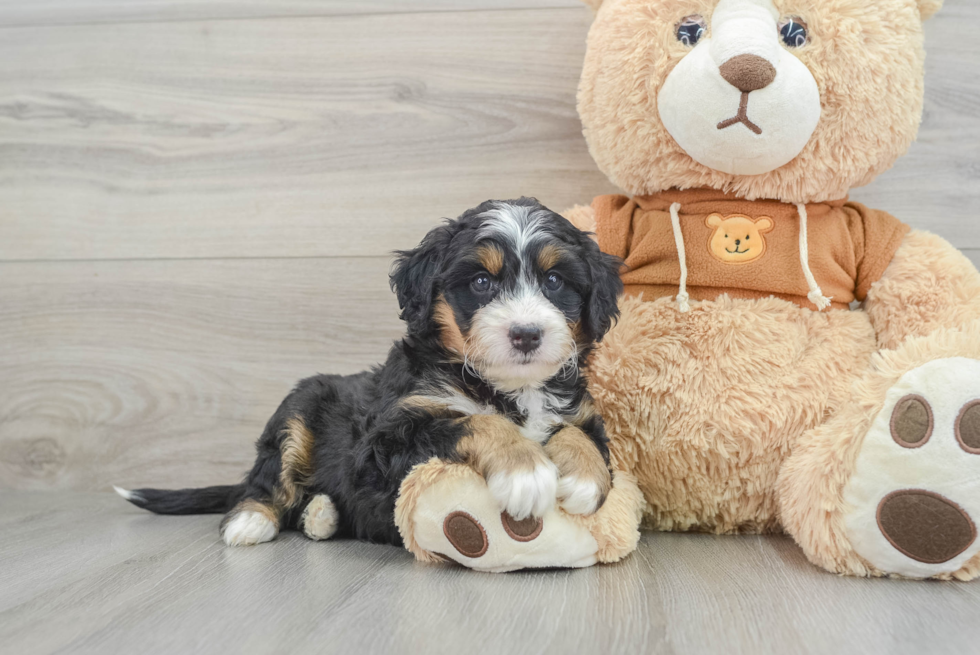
(719, 54, 776, 92)
(509, 325, 542, 354)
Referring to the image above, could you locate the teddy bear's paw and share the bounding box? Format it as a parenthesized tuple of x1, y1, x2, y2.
(842, 357, 980, 578)
(397, 460, 645, 571)
(402, 463, 598, 572)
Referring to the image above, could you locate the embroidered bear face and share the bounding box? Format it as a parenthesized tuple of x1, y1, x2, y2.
(706, 213, 773, 264)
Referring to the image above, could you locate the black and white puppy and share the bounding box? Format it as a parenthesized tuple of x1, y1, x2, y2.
(117, 198, 623, 547)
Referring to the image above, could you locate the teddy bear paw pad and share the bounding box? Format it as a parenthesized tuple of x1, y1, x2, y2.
(501, 512, 543, 542)
(843, 357, 980, 578)
(443, 511, 489, 558)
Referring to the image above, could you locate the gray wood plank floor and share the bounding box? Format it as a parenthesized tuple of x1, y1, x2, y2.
(3, 492, 980, 655)
(1, 1, 979, 652)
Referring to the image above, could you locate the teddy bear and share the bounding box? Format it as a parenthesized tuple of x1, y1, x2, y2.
(395, 0, 980, 580)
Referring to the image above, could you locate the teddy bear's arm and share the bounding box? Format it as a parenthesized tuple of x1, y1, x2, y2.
(865, 229, 980, 350)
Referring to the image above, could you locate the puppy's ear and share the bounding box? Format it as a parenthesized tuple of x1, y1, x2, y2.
(582, 239, 624, 343)
(390, 221, 456, 334)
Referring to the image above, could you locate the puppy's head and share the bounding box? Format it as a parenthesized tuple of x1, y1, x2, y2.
(391, 198, 623, 391)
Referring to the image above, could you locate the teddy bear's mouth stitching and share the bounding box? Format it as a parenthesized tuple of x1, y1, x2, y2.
(717, 91, 763, 135)
(725, 246, 750, 254)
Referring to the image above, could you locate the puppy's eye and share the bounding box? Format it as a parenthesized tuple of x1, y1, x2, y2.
(544, 272, 563, 291)
(779, 17, 808, 48)
(676, 15, 707, 47)
(471, 273, 492, 293)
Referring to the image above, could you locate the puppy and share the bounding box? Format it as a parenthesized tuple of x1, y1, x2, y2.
(117, 198, 623, 547)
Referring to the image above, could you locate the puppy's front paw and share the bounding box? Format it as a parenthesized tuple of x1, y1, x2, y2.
(486, 456, 558, 521)
(457, 415, 559, 520)
(545, 427, 612, 516)
(557, 475, 605, 516)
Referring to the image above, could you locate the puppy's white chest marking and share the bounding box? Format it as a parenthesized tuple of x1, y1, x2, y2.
(512, 387, 566, 443)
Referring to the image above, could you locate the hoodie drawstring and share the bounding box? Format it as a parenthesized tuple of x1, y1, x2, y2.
(669, 202, 691, 313)
(796, 203, 832, 311)
(667, 201, 832, 313)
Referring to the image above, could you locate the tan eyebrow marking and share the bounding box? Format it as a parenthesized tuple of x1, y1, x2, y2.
(476, 245, 504, 275)
(537, 243, 564, 271)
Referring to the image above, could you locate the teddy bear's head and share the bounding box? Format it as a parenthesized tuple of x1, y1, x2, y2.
(577, 0, 942, 204)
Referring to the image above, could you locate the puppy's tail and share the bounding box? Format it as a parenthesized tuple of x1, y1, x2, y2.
(114, 483, 245, 515)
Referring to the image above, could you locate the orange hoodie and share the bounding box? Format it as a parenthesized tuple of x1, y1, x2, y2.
(592, 189, 909, 311)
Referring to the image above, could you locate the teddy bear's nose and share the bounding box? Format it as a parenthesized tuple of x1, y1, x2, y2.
(719, 54, 777, 92)
(735, 239, 741, 245)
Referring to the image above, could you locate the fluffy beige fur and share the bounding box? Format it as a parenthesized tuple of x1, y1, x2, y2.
(865, 230, 980, 350)
(590, 293, 877, 533)
(579, 0, 932, 204)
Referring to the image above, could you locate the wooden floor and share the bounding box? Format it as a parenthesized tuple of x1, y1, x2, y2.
(3, 492, 980, 655)
(1, 1, 979, 653)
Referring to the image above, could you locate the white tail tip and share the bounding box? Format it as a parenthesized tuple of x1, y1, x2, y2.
(113, 485, 141, 502)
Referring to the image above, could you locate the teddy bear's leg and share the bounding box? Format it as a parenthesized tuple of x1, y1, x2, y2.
(778, 321, 980, 580)
(394, 458, 643, 572)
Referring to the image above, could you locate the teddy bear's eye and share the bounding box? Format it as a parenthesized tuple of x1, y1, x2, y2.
(676, 15, 707, 47)
(778, 16, 808, 48)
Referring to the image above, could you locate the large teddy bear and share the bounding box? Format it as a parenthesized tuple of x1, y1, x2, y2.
(396, 0, 980, 580)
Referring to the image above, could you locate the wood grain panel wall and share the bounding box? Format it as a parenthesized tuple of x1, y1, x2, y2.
(0, 0, 582, 27)
(0, 9, 614, 262)
(1, 0, 977, 490)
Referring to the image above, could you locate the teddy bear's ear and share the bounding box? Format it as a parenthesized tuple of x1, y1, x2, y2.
(580, 0, 604, 11)
(916, 0, 942, 19)
(706, 214, 723, 228)
(756, 217, 774, 232)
